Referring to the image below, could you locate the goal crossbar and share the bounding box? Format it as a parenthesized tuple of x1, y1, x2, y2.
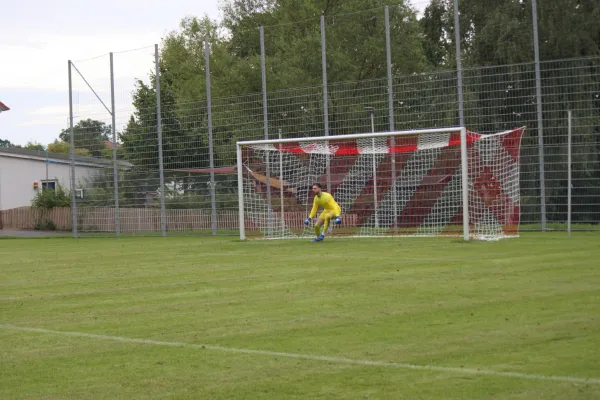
(236, 127, 465, 147)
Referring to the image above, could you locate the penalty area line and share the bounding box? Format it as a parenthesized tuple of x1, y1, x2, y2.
(1, 324, 599, 385)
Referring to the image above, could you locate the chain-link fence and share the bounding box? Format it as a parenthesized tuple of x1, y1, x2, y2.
(64, 3, 599, 237)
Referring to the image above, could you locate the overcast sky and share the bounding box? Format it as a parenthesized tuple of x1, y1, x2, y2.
(0, 0, 429, 146)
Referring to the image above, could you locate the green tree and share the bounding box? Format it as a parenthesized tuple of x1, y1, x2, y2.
(420, 0, 453, 68)
(0, 138, 15, 148)
(220, 0, 427, 88)
(59, 119, 111, 157)
(47, 140, 92, 157)
(119, 65, 211, 199)
(22, 141, 46, 151)
(420, 0, 600, 67)
(47, 140, 69, 154)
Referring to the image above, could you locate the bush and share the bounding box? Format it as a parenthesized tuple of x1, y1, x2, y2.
(31, 184, 70, 231)
(31, 184, 70, 209)
(34, 219, 57, 231)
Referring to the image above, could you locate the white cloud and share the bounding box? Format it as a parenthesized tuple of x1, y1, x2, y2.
(16, 105, 69, 128)
(410, 0, 431, 16)
(19, 117, 67, 127)
(0, 33, 160, 92)
(30, 105, 71, 116)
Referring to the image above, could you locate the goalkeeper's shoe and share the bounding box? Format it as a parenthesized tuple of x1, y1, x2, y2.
(334, 216, 342, 225)
(311, 234, 325, 243)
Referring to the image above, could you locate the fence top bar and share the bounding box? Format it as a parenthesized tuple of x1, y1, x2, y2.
(237, 127, 464, 147)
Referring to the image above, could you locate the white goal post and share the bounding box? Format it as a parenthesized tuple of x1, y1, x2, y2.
(236, 127, 524, 241)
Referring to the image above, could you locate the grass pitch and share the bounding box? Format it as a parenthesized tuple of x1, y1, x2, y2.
(1, 233, 599, 399)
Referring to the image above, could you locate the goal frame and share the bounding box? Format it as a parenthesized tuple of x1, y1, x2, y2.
(236, 127, 469, 241)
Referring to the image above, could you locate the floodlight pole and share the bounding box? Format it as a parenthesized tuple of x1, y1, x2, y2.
(366, 107, 379, 228)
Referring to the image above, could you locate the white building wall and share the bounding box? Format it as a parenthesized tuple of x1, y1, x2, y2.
(0, 154, 100, 210)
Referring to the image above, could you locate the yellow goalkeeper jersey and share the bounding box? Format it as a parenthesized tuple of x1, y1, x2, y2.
(309, 192, 341, 219)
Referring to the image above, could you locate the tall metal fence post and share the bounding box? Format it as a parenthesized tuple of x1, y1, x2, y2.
(385, 6, 398, 233)
(320, 14, 331, 194)
(68, 60, 78, 238)
(204, 37, 217, 236)
(109, 52, 120, 237)
(155, 44, 167, 237)
(532, 0, 547, 230)
(260, 25, 272, 236)
(567, 110, 572, 237)
(453, 0, 465, 127)
(453, 0, 467, 237)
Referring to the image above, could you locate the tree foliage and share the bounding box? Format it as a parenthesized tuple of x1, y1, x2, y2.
(59, 118, 111, 157)
(420, 0, 600, 67)
(22, 141, 46, 151)
(31, 183, 71, 209)
(0, 138, 15, 148)
(47, 140, 91, 157)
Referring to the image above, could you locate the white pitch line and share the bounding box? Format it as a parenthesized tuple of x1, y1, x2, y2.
(1, 324, 599, 385)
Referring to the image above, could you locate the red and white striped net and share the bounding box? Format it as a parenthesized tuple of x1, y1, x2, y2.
(239, 128, 524, 240)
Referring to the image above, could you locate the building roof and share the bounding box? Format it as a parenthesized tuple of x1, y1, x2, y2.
(0, 101, 9, 112)
(0, 146, 133, 168)
(104, 140, 120, 149)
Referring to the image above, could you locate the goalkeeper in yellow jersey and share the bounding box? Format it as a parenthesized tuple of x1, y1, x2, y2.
(304, 183, 342, 242)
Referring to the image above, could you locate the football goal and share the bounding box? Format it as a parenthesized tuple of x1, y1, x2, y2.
(236, 127, 524, 241)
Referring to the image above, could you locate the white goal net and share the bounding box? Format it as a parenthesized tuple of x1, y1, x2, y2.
(236, 127, 524, 241)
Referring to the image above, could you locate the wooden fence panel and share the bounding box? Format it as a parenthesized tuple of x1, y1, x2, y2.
(1, 207, 71, 230)
(1, 207, 360, 233)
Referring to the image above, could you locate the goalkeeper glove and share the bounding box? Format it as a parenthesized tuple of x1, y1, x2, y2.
(334, 216, 342, 225)
(304, 218, 312, 226)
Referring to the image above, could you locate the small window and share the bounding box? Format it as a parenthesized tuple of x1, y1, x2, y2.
(41, 181, 57, 191)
